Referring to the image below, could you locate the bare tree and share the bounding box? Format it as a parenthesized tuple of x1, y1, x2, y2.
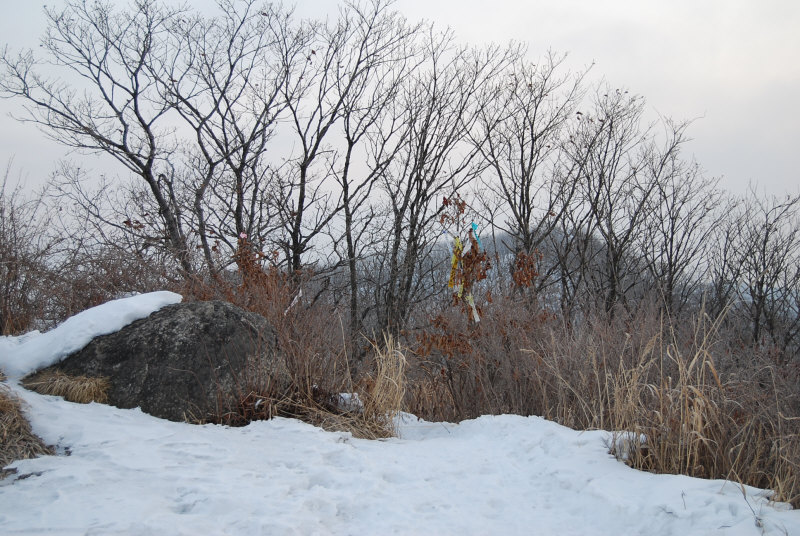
(564, 88, 656, 313)
(473, 53, 585, 263)
(706, 197, 745, 318)
(372, 30, 520, 332)
(160, 0, 309, 274)
(0, 163, 62, 333)
(637, 121, 723, 315)
(546, 202, 600, 319)
(269, 0, 412, 278)
(734, 190, 800, 349)
(0, 0, 194, 273)
(323, 2, 422, 347)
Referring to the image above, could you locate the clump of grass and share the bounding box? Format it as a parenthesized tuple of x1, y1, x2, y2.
(22, 370, 110, 404)
(346, 334, 407, 438)
(206, 334, 407, 440)
(1, 383, 53, 476)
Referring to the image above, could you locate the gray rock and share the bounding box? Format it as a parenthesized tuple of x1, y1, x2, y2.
(31, 300, 281, 422)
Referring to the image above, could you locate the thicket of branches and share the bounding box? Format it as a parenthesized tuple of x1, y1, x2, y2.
(2, 0, 798, 358)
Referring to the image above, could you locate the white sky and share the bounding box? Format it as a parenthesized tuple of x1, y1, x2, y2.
(1, 0, 798, 195)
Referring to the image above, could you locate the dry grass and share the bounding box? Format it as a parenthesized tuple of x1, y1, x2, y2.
(347, 334, 407, 438)
(22, 370, 110, 404)
(521, 308, 800, 506)
(405, 297, 800, 507)
(1, 383, 53, 476)
(181, 245, 415, 438)
(204, 334, 408, 440)
(185, 263, 408, 439)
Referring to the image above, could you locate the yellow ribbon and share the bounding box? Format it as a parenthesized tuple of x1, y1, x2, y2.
(448, 237, 462, 289)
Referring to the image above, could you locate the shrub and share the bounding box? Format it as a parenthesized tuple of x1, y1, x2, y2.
(0, 166, 58, 335)
(180, 243, 407, 439)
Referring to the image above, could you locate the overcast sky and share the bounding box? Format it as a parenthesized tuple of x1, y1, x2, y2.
(1, 0, 798, 195)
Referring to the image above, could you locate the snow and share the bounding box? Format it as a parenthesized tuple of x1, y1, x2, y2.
(1, 293, 799, 535)
(0, 291, 181, 379)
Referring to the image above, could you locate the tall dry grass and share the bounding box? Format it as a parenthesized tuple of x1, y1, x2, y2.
(406, 296, 800, 506)
(358, 335, 407, 437)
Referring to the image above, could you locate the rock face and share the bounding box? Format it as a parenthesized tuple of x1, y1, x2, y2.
(33, 300, 279, 422)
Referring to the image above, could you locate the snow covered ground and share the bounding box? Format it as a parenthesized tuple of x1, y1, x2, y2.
(1, 293, 799, 535)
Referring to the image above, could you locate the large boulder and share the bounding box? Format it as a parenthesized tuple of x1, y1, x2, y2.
(29, 300, 281, 422)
